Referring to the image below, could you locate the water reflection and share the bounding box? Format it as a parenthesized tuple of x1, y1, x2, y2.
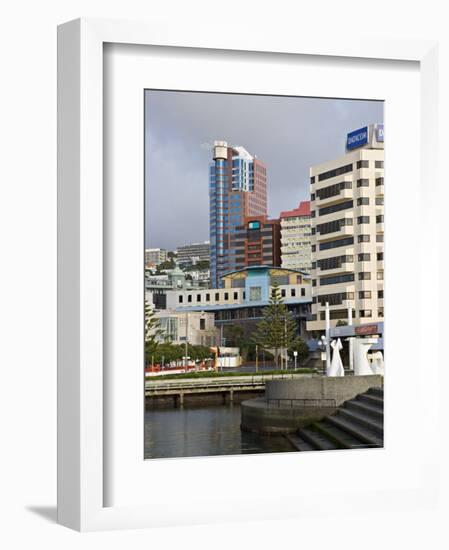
(144, 404, 295, 459)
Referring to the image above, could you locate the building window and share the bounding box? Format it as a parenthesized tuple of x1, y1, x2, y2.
(376, 234, 384, 242)
(206, 293, 210, 302)
(188, 294, 192, 303)
(311, 193, 315, 201)
(318, 163, 353, 182)
(249, 286, 262, 301)
(310, 176, 315, 184)
(376, 177, 384, 186)
(358, 235, 370, 243)
(357, 216, 370, 224)
(233, 291, 238, 300)
(291, 288, 296, 297)
(377, 271, 384, 280)
(358, 272, 371, 280)
(197, 294, 201, 302)
(319, 273, 355, 286)
(360, 310, 372, 318)
(358, 253, 371, 261)
(281, 289, 286, 297)
(357, 197, 369, 206)
(311, 245, 316, 252)
(199, 318, 206, 330)
(224, 292, 229, 300)
(215, 292, 219, 301)
(378, 308, 384, 317)
(376, 214, 384, 223)
(178, 295, 183, 303)
(357, 160, 369, 169)
(301, 288, 305, 297)
(319, 200, 353, 217)
(375, 160, 384, 168)
(375, 197, 384, 205)
(319, 236, 354, 251)
(357, 179, 369, 187)
(378, 290, 384, 299)
(359, 291, 372, 299)
(377, 252, 383, 261)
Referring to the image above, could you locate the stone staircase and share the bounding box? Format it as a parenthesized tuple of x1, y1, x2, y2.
(286, 386, 384, 451)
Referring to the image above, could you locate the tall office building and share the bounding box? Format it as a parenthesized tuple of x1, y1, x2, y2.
(307, 124, 384, 332)
(280, 201, 312, 272)
(209, 141, 267, 286)
(232, 215, 281, 269)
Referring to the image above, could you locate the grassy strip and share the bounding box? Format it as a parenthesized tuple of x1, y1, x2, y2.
(147, 368, 317, 381)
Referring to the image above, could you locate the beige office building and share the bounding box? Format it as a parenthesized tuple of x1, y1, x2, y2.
(307, 124, 384, 332)
(280, 201, 312, 272)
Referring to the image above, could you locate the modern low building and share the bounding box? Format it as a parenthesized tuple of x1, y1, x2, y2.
(307, 123, 384, 332)
(154, 309, 219, 347)
(176, 241, 210, 266)
(209, 141, 268, 287)
(231, 215, 281, 269)
(166, 265, 312, 339)
(280, 201, 312, 272)
(145, 248, 168, 267)
(145, 266, 206, 310)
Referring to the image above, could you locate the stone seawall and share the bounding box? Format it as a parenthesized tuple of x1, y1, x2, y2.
(241, 375, 383, 434)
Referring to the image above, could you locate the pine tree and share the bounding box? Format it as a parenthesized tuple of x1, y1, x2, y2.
(145, 300, 163, 366)
(252, 282, 297, 368)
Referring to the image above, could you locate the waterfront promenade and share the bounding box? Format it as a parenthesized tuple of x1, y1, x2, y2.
(145, 372, 314, 407)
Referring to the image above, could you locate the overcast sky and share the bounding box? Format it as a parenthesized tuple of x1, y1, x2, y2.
(145, 90, 383, 250)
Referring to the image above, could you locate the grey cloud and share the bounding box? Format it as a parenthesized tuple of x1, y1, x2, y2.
(145, 91, 383, 250)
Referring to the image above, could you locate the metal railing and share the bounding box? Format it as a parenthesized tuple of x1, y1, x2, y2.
(266, 398, 337, 409)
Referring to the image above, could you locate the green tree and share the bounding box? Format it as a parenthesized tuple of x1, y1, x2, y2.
(288, 336, 309, 364)
(144, 300, 163, 365)
(336, 319, 348, 327)
(252, 282, 297, 368)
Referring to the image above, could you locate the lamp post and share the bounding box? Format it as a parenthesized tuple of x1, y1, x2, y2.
(325, 301, 331, 373)
(184, 311, 189, 372)
(346, 301, 354, 372)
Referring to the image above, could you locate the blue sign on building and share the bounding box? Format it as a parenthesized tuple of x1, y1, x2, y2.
(375, 123, 384, 142)
(346, 126, 369, 150)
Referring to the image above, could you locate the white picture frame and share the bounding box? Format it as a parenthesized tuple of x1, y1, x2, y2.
(57, 17, 441, 531)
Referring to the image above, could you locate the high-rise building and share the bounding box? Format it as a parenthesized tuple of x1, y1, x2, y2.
(176, 241, 210, 265)
(280, 201, 311, 272)
(209, 141, 267, 286)
(307, 124, 384, 332)
(145, 248, 168, 267)
(232, 215, 281, 269)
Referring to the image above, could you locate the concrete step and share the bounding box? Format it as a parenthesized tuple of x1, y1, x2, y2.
(312, 420, 362, 449)
(368, 387, 384, 398)
(326, 414, 383, 447)
(338, 408, 383, 436)
(285, 433, 315, 452)
(298, 426, 339, 451)
(358, 393, 383, 408)
(345, 399, 384, 420)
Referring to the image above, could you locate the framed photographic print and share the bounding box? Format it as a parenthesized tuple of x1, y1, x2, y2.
(58, 18, 441, 531)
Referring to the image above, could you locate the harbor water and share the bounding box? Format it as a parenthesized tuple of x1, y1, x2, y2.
(144, 403, 295, 459)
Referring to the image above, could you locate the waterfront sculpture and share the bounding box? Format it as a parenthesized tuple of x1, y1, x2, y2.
(327, 338, 345, 377)
(370, 351, 385, 375)
(353, 337, 378, 375)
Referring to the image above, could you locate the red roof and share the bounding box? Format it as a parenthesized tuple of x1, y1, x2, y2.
(280, 201, 311, 219)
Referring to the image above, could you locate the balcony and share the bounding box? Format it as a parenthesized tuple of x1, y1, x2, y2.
(317, 262, 354, 277)
(314, 187, 353, 208)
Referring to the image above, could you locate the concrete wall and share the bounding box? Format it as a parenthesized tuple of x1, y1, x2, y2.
(266, 374, 382, 407)
(241, 375, 383, 434)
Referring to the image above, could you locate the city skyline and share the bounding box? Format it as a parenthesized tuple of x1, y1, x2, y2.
(145, 90, 383, 250)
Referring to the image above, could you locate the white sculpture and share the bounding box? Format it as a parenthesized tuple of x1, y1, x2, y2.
(353, 338, 378, 375)
(370, 351, 385, 375)
(327, 338, 345, 377)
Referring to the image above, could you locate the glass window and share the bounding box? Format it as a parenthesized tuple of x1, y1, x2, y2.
(249, 286, 262, 301)
(178, 295, 183, 303)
